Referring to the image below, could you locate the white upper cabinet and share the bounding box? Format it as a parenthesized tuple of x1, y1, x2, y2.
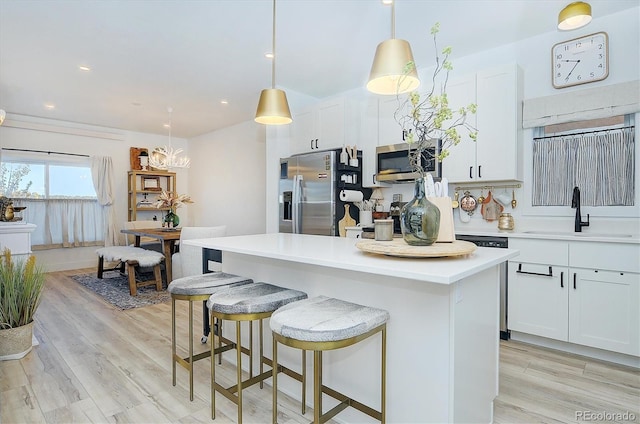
(443, 63, 523, 183)
(290, 97, 358, 155)
(378, 96, 405, 147)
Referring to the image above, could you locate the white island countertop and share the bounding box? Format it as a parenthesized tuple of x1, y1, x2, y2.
(185, 232, 519, 285)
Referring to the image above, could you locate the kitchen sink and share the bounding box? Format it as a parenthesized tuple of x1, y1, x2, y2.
(522, 230, 633, 238)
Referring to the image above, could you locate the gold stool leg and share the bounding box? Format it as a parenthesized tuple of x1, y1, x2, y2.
(382, 327, 386, 424)
(188, 299, 194, 401)
(217, 319, 223, 365)
(211, 313, 216, 420)
(302, 349, 306, 414)
(272, 333, 278, 424)
(171, 297, 177, 387)
(259, 319, 264, 389)
(249, 320, 254, 379)
(236, 321, 243, 424)
(314, 350, 322, 423)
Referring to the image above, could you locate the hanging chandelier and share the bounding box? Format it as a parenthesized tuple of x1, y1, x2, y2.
(149, 107, 191, 170)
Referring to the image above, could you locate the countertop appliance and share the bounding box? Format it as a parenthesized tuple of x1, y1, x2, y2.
(456, 234, 510, 340)
(279, 150, 364, 236)
(375, 141, 442, 183)
(389, 201, 407, 234)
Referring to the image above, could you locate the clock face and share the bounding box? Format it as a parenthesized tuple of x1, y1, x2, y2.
(552, 32, 609, 89)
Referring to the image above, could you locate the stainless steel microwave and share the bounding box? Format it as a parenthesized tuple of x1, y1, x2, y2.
(375, 141, 442, 183)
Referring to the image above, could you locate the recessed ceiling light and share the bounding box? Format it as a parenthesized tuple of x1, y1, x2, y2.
(382, 0, 393, 4)
(265, 52, 274, 59)
(44, 103, 55, 110)
(163, 123, 171, 129)
(220, 99, 228, 105)
(78, 65, 91, 71)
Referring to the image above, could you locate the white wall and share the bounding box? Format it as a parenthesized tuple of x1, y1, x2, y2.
(0, 114, 190, 271)
(187, 120, 266, 236)
(376, 8, 640, 235)
(262, 7, 640, 236)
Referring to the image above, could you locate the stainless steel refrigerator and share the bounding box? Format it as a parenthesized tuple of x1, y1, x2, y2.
(279, 150, 336, 235)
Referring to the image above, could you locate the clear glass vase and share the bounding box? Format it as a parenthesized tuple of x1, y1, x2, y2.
(400, 177, 441, 246)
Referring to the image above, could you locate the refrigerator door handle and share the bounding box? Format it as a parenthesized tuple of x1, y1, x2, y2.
(292, 174, 303, 234)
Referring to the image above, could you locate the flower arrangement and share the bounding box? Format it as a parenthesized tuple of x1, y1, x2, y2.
(154, 190, 193, 213)
(395, 23, 478, 178)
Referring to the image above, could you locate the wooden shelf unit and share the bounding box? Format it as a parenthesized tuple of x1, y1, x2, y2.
(127, 170, 176, 221)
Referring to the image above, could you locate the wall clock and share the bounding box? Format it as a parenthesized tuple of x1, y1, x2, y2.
(552, 32, 608, 89)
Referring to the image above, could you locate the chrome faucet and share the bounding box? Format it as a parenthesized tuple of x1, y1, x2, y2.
(571, 187, 590, 232)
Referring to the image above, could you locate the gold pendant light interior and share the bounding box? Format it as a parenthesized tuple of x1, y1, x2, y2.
(367, 0, 420, 95)
(558, 1, 592, 31)
(255, 0, 292, 125)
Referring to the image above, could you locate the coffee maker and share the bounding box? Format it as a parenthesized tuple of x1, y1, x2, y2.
(389, 201, 407, 235)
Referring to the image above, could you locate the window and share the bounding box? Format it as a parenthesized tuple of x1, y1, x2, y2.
(531, 116, 635, 207)
(1, 150, 104, 249)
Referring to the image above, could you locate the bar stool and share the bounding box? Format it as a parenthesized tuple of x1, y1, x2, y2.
(168, 272, 252, 401)
(270, 295, 389, 424)
(206, 282, 308, 423)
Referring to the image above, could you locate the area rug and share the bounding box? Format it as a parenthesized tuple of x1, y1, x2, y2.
(70, 271, 170, 310)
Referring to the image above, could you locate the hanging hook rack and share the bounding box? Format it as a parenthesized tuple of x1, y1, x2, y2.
(454, 183, 521, 192)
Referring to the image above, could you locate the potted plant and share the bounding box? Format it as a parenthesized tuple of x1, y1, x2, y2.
(0, 249, 45, 360)
(394, 23, 478, 245)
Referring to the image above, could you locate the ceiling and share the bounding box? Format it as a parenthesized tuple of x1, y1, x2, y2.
(0, 0, 637, 139)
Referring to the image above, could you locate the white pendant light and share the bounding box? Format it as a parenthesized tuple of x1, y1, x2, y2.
(255, 0, 292, 125)
(149, 107, 191, 170)
(558, 1, 592, 31)
(367, 0, 420, 95)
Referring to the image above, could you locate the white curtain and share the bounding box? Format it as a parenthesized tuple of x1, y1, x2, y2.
(532, 127, 635, 206)
(14, 199, 104, 248)
(91, 156, 118, 246)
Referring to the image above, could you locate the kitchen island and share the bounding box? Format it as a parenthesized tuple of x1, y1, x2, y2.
(185, 233, 518, 423)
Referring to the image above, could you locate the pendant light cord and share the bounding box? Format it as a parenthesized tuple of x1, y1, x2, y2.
(168, 107, 173, 148)
(271, 0, 276, 89)
(391, 1, 395, 39)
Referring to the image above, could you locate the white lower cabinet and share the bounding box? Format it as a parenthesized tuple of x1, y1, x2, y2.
(569, 268, 639, 356)
(508, 238, 639, 356)
(508, 263, 569, 341)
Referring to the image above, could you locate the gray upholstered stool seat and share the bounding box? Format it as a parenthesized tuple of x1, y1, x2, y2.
(168, 272, 253, 401)
(207, 282, 308, 423)
(168, 272, 252, 296)
(206, 282, 307, 315)
(270, 295, 389, 424)
(96, 246, 164, 296)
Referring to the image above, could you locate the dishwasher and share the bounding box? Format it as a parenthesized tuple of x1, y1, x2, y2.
(456, 234, 510, 340)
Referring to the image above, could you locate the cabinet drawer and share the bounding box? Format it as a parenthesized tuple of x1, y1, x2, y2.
(509, 238, 569, 266)
(570, 242, 640, 273)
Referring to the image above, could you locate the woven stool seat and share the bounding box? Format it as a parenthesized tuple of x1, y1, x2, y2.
(208, 282, 308, 423)
(169, 272, 252, 401)
(271, 295, 389, 424)
(271, 295, 390, 343)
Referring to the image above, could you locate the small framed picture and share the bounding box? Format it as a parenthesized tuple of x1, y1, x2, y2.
(142, 176, 161, 191)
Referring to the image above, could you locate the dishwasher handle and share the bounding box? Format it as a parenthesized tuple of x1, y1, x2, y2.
(515, 263, 553, 277)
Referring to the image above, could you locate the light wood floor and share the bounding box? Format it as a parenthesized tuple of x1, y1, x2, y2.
(1, 269, 639, 424)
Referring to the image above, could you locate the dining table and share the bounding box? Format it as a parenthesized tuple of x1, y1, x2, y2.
(120, 227, 181, 283)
